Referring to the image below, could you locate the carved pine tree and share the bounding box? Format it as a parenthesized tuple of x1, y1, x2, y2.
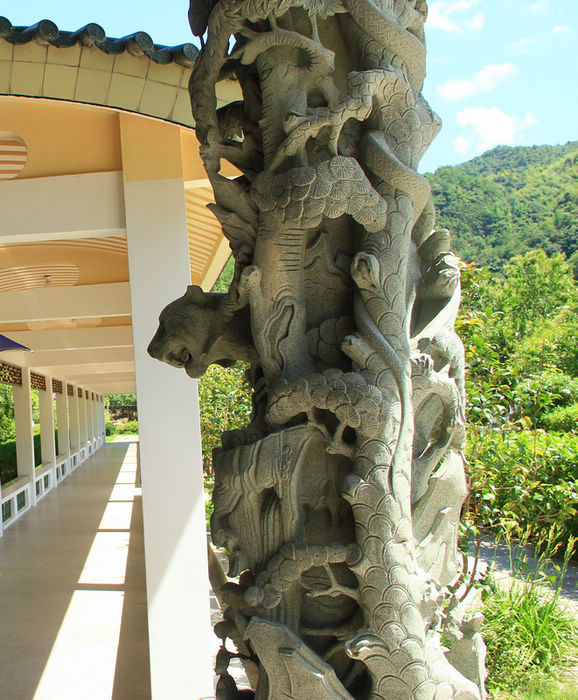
(150, 1, 485, 697)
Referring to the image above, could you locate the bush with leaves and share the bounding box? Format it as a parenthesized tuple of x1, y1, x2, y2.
(0, 384, 15, 444)
(116, 420, 139, 435)
(511, 306, 578, 377)
(458, 251, 578, 552)
(198, 363, 252, 473)
(499, 250, 576, 341)
(466, 428, 577, 549)
(541, 403, 578, 433)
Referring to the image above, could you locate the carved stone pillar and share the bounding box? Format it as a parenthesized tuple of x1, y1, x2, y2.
(150, 1, 484, 697)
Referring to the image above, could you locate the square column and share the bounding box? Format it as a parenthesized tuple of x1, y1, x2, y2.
(86, 394, 94, 446)
(68, 387, 80, 455)
(78, 390, 88, 452)
(99, 396, 105, 443)
(13, 367, 36, 506)
(38, 375, 56, 471)
(55, 387, 70, 460)
(120, 113, 213, 699)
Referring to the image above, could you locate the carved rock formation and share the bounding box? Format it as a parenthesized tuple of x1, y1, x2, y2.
(149, 1, 485, 697)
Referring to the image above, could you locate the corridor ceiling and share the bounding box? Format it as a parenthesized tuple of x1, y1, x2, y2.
(0, 18, 237, 394)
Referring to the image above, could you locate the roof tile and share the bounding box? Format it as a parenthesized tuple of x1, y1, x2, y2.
(0, 16, 199, 67)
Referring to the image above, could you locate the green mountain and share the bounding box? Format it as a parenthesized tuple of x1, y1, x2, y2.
(426, 142, 578, 272)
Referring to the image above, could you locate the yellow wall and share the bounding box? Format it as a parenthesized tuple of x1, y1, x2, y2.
(1, 96, 122, 178)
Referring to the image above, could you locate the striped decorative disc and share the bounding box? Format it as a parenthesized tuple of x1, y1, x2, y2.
(0, 264, 80, 292)
(0, 133, 27, 180)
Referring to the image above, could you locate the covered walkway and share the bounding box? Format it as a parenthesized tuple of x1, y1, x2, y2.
(0, 18, 229, 693)
(0, 438, 151, 700)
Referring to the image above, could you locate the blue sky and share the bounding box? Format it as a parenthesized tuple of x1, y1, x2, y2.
(3, 0, 577, 173)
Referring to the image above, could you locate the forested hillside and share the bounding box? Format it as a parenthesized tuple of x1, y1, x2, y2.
(427, 142, 578, 272)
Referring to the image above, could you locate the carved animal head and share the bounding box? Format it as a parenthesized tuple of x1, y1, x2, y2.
(420, 252, 460, 301)
(148, 285, 256, 378)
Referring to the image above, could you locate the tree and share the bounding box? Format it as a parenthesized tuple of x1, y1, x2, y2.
(500, 250, 576, 340)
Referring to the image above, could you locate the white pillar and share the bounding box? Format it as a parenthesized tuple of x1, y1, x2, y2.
(87, 394, 94, 446)
(100, 396, 106, 442)
(38, 375, 56, 471)
(55, 387, 70, 460)
(89, 395, 95, 445)
(68, 386, 80, 455)
(78, 389, 88, 452)
(121, 114, 213, 699)
(13, 367, 36, 506)
(94, 396, 100, 443)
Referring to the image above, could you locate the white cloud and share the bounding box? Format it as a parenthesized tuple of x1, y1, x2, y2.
(456, 107, 538, 151)
(453, 136, 471, 155)
(552, 25, 571, 34)
(530, 0, 549, 11)
(511, 37, 539, 54)
(437, 63, 517, 102)
(427, 1, 484, 33)
(467, 12, 485, 31)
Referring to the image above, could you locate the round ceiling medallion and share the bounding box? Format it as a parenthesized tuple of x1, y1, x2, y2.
(0, 263, 80, 292)
(0, 132, 28, 180)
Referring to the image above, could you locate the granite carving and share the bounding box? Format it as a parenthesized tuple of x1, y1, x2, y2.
(149, 0, 484, 696)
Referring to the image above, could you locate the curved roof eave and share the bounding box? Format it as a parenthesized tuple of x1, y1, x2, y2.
(0, 17, 199, 67)
(0, 16, 200, 126)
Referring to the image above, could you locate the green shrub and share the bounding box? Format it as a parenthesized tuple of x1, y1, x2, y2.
(511, 306, 578, 377)
(105, 421, 118, 436)
(466, 428, 578, 549)
(116, 420, 138, 435)
(513, 372, 578, 424)
(541, 403, 578, 433)
(0, 429, 58, 483)
(198, 364, 252, 473)
(0, 440, 17, 484)
(0, 384, 15, 444)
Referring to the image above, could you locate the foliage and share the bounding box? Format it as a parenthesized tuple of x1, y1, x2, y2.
(105, 421, 118, 436)
(511, 307, 578, 376)
(466, 428, 577, 549)
(0, 384, 15, 444)
(499, 251, 576, 341)
(211, 255, 235, 293)
(514, 372, 578, 422)
(116, 420, 139, 435)
(198, 364, 252, 472)
(427, 142, 578, 273)
(0, 430, 52, 484)
(105, 393, 137, 410)
(492, 685, 578, 700)
(541, 403, 578, 433)
(105, 393, 138, 422)
(0, 438, 17, 484)
(481, 534, 578, 695)
(458, 251, 578, 552)
(204, 473, 215, 528)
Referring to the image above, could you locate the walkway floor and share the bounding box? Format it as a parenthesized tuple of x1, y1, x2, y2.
(0, 440, 151, 700)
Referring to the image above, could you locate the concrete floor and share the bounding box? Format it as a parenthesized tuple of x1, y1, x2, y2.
(0, 440, 151, 700)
